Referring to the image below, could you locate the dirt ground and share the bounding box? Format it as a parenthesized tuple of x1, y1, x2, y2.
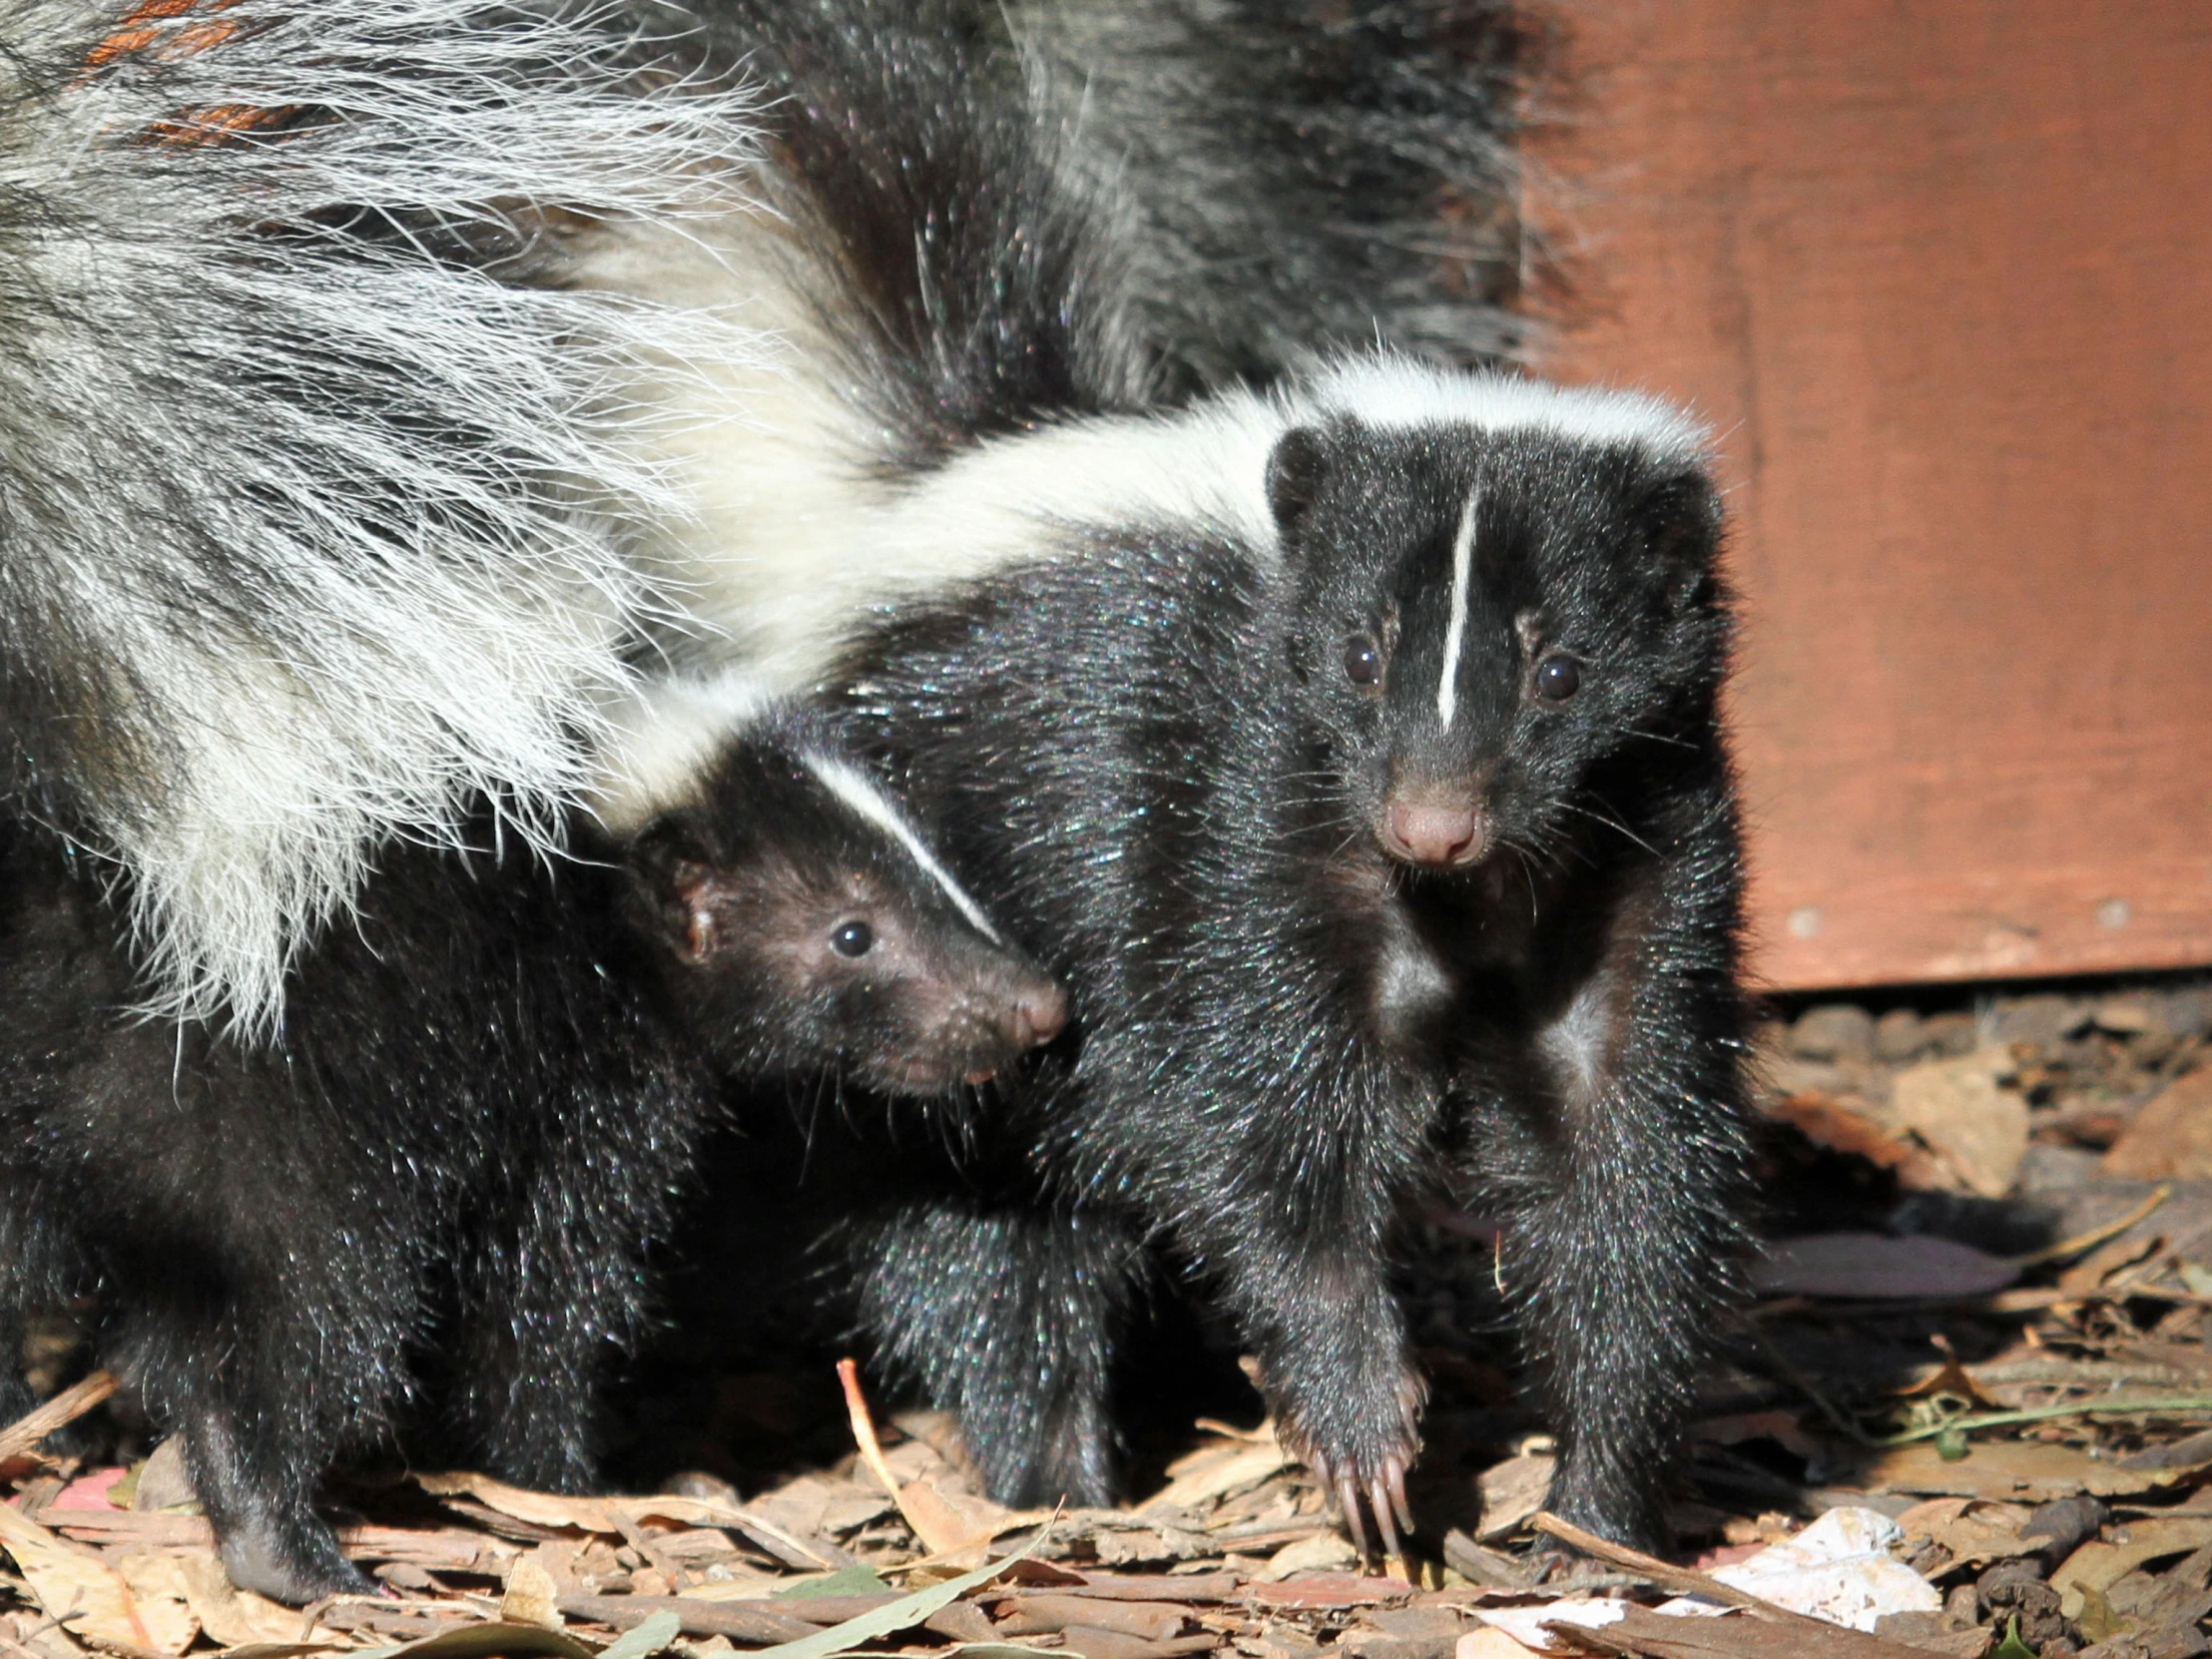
(7, 975, 2212, 1659)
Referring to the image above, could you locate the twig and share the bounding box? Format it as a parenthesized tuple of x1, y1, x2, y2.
(1867, 1391, 2212, 1447)
(835, 1357, 965, 1557)
(1527, 1513, 1780, 1613)
(0, 1374, 119, 1464)
(2013, 1185, 2173, 1267)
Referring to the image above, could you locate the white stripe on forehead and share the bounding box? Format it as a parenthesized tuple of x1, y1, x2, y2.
(1436, 482, 1479, 732)
(800, 754, 1007, 946)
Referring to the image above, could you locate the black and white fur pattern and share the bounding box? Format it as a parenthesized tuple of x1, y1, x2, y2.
(0, 701, 1061, 1603)
(795, 361, 1753, 1555)
(556, 0, 1528, 691)
(0, 0, 768, 1032)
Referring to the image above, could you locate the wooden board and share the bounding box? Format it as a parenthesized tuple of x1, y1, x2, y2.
(1522, 1, 2212, 989)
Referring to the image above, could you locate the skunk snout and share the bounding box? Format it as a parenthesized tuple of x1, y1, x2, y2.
(1381, 793, 1488, 867)
(1009, 981, 1068, 1049)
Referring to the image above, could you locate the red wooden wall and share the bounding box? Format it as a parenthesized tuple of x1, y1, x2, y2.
(1524, 0, 2212, 990)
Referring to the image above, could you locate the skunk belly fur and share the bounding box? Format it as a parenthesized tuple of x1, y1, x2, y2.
(0, 703, 1059, 1603)
(0, 0, 768, 1032)
(807, 358, 1754, 1554)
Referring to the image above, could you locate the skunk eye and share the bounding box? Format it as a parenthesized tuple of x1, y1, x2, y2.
(1534, 654, 1582, 703)
(830, 920, 874, 957)
(1342, 635, 1382, 688)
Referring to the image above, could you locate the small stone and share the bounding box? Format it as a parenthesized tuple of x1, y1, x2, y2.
(1876, 1008, 1929, 1063)
(1793, 1004, 1877, 1063)
(2093, 997, 2165, 1037)
(2165, 987, 2212, 1042)
(1987, 994, 2090, 1050)
(1923, 1012, 1981, 1057)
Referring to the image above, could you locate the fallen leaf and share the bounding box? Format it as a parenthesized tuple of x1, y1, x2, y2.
(1475, 1453, 1555, 1540)
(1456, 1632, 1542, 1659)
(0, 1499, 197, 1655)
(1142, 1426, 1290, 1512)
(2104, 1071, 2212, 1180)
(1754, 1235, 2019, 1300)
(109, 1548, 202, 1655)
(1254, 1534, 1358, 1583)
(1894, 1499, 2035, 1568)
(174, 1549, 312, 1647)
(1689, 1508, 1939, 1631)
(1894, 1049, 2028, 1200)
(1250, 1575, 1409, 1610)
(503, 1555, 564, 1630)
(1860, 1438, 2212, 1500)
(2048, 1515, 2212, 1619)
(1765, 1095, 1923, 1173)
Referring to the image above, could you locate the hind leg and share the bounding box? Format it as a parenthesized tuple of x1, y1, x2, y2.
(116, 1225, 416, 1602)
(442, 1086, 701, 1493)
(847, 1199, 1143, 1506)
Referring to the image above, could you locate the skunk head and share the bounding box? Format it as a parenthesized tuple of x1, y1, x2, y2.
(625, 720, 1065, 1095)
(1269, 390, 1727, 875)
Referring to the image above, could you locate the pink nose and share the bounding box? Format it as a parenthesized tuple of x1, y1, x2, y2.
(1011, 983, 1069, 1048)
(1384, 800, 1485, 866)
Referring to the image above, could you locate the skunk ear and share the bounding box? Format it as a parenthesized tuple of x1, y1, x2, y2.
(1633, 467, 1724, 611)
(1266, 426, 1330, 534)
(627, 816, 727, 964)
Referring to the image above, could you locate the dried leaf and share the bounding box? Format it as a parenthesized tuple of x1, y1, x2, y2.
(502, 1556, 564, 1630)
(1475, 1453, 1555, 1541)
(2104, 1071, 2212, 1180)
(1455, 1633, 1542, 1659)
(1860, 1438, 2212, 1500)
(1254, 1535, 1359, 1583)
(0, 1497, 196, 1655)
(109, 1548, 202, 1655)
(1754, 1235, 2018, 1300)
(745, 1540, 1030, 1659)
(1894, 1049, 2028, 1200)
(1141, 1426, 1290, 1512)
(174, 1549, 313, 1647)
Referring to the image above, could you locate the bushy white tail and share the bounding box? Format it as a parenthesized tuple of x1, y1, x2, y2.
(0, 0, 768, 1030)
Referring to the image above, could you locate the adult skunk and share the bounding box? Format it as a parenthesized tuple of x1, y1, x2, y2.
(0, 696, 1062, 1602)
(555, 0, 1530, 689)
(0, 0, 1524, 1032)
(0, 0, 765, 1032)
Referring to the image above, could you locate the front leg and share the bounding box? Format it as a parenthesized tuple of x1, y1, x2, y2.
(1465, 827, 1754, 1550)
(846, 1196, 1145, 1507)
(1156, 1056, 1436, 1559)
(444, 1079, 704, 1493)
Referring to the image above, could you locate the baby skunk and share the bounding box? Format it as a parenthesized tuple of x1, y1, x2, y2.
(815, 361, 1753, 1556)
(0, 703, 1061, 1603)
(0, 0, 764, 1032)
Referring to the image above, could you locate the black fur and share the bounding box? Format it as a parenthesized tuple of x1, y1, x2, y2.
(0, 713, 1059, 1602)
(816, 421, 1753, 1550)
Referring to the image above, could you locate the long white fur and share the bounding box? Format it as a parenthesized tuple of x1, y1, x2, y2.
(1436, 483, 1479, 732)
(0, 0, 772, 1031)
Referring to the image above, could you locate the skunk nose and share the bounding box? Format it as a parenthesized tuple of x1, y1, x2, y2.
(1383, 800, 1486, 866)
(1011, 983, 1069, 1048)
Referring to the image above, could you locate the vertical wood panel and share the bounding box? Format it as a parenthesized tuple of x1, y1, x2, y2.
(1525, 0, 2212, 988)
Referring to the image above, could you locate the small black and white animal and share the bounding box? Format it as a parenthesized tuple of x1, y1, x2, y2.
(0, 697, 1062, 1603)
(807, 358, 1754, 1557)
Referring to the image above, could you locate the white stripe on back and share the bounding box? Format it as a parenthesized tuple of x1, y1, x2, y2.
(1436, 483, 1479, 732)
(801, 754, 1007, 945)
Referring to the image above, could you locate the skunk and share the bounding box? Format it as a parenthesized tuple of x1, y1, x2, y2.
(0, 0, 767, 1033)
(555, 0, 1529, 690)
(0, 699, 1062, 1602)
(562, 2, 1739, 1551)
(798, 361, 1753, 1554)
